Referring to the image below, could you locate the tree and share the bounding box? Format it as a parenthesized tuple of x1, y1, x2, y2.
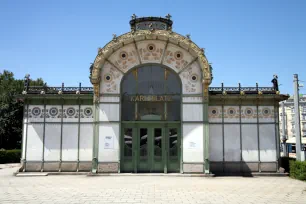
(0, 70, 44, 149)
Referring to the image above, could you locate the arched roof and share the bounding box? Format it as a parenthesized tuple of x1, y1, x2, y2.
(90, 29, 212, 87)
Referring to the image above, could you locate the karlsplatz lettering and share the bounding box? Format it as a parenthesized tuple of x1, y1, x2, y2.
(130, 95, 173, 102)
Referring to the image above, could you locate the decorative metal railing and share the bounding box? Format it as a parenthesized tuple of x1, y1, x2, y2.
(23, 84, 276, 95)
(23, 82, 93, 95)
(209, 83, 276, 94)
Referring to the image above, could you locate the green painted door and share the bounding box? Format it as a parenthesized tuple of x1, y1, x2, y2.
(121, 123, 180, 173)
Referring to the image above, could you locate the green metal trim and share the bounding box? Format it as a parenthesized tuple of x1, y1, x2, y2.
(274, 102, 280, 172)
(41, 99, 46, 172)
(91, 100, 100, 173)
(122, 121, 180, 124)
(182, 94, 202, 97)
(182, 121, 205, 123)
(222, 103, 225, 173)
(20, 94, 93, 100)
(99, 93, 121, 97)
(59, 99, 64, 172)
(163, 127, 167, 173)
(20, 103, 25, 162)
(24, 121, 94, 124)
(256, 99, 261, 172)
(203, 101, 210, 174)
(77, 99, 81, 172)
(239, 100, 242, 172)
(208, 122, 276, 125)
(182, 102, 203, 104)
(182, 162, 205, 164)
(99, 102, 120, 104)
(24, 102, 29, 172)
(98, 121, 120, 123)
(180, 94, 183, 174)
(118, 94, 122, 173)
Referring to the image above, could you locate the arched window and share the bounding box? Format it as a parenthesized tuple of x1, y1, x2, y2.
(121, 65, 181, 121)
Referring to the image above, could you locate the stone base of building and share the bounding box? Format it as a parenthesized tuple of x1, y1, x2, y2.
(210, 161, 278, 175)
(23, 161, 92, 172)
(98, 162, 119, 173)
(183, 163, 204, 173)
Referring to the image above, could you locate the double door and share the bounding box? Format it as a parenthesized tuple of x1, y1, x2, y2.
(121, 123, 180, 173)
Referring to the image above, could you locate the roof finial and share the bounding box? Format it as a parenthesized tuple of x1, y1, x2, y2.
(131, 14, 137, 20)
(112, 33, 117, 41)
(149, 22, 154, 31)
(186, 34, 191, 39)
(165, 13, 172, 20)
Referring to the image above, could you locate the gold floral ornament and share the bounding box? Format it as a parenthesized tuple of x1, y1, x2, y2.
(240, 91, 245, 95)
(258, 91, 263, 95)
(276, 91, 280, 95)
(222, 91, 227, 95)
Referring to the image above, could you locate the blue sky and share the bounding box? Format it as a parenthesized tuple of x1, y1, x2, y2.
(0, 0, 305, 94)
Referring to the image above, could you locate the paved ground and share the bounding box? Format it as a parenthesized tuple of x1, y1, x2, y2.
(0, 166, 306, 204)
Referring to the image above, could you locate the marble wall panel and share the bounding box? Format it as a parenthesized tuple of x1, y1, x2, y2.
(99, 104, 120, 122)
(44, 124, 61, 161)
(224, 124, 240, 161)
(79, 124, 93, 161)
(183, 124, 204, 162)
(62, 124, 78, 161)
(98, 123, 120, 162)
(209, 124, 223, 161)
(241, 124, 259, 161)
(182, 104, 203, 121)
(26, 124, 43, 161)
(259, 124, 276, 161)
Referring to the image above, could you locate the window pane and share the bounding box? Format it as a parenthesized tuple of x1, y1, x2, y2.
(124, 128, 133, 158)
(121, 65, 181, 121)
(169, 128, 178, 157)
(139, 128, 148, 157)
(154, 128, 162, 157)
(138, 102, 164, 120)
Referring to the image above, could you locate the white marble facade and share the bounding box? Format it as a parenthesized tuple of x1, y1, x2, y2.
(208, 105, 278, 171)
(22, 38, 280, 173)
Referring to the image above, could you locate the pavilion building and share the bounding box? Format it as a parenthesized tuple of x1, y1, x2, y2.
(19, 16, 288, 174)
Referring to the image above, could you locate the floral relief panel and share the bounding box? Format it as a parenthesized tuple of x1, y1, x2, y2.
(100, 61, 123, 94)
(179, 62, 202, 94)
(162, 44, 194, 72)
(136, 40, 166, 64)
(108, 43, 140, 72)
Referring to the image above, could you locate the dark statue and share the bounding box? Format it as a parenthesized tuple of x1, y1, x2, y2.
(89, 63, 93, 78)
(271, 75, 279, 91)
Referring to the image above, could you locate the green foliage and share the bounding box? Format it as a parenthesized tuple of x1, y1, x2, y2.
(0, 149, 21, 164)
(0, 70, 45, 149)
(289, 160, 306, 181)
